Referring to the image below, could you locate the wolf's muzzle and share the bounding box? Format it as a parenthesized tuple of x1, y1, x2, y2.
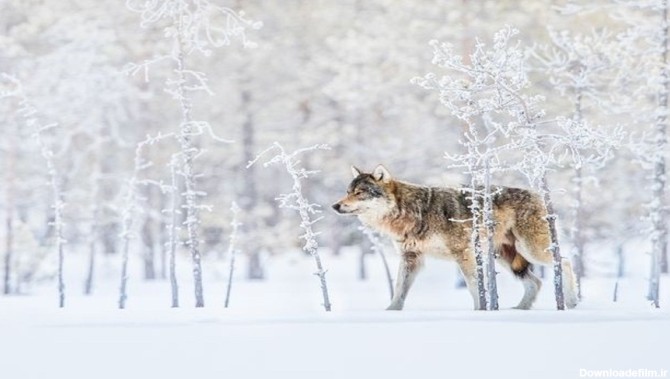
(331, 203, 343, 213)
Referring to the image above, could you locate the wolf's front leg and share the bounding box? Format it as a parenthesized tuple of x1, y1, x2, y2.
(456, 254, 482, 310)
(386, 251, 424, 310)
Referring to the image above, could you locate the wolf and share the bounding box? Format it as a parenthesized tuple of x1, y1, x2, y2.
(332, 165, 579, 310)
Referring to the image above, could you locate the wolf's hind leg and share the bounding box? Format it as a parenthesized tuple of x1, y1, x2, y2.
(515, 230, 579, 309)
(386, 251, 424, 310)
(561, 258, 579, 309)
(499, 242, 541, 310)
(513, 270, 542, 310)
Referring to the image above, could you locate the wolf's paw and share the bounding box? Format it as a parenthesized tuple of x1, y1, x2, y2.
(386, 303, 403, 311)
(512, 303, 532, 310)
(565, 296, 579, 309)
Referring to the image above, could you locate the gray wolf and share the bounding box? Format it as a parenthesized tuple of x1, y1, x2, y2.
(332, 165, 579, 310)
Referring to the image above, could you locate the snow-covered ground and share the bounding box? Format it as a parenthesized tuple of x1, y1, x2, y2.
(1, 248, 668, 379)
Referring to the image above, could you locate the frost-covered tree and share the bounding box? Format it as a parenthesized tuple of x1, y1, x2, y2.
(359, 225, 394, 300)
(166, 155, 181, 308)
(532, 28, 624, 298)
(1, 75, 67, 308)
(1, 0, 140, 299)
(125, 0, 261, 307)
(224, 202, 241, 308)
(117, 132, 174, 309)
(618, 0, 670, 305)
(415, 26, 581, 310)
(249, 142, 332, 311)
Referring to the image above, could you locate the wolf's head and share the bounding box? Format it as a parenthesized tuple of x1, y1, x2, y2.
(332, 165, 396, 219)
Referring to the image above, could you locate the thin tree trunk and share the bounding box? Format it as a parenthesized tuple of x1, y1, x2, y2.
(3, 215, 12, 295)
(175, 12, 204, 308)
(240, 89, 264, 280)
(294, 187, 331, 311)
(3, 129, 16, 296)
(118, 204, 133, 309)
(483, 158, 499, 310)
(84, 168, 101, 295)
(616, 244, 625, 278)
(224, 247, 236, 308)
(660, 2, 670, 276)
(540, 175, 565, 310)
(649, 1, 669, 307)
(141, 185, 156, 281)
(53, 181, 65, 308)
(360, 226, 394, 300)
(376, 246, 394, 300)
(118, 137, 162, 309)
(358, 249, 367, 280)
(468, 164, 487, 310)
(571, 165, 585, 299)
(169, 157, 180, 308)
(142, 216, 156, 280)
(83, 225, 96, 295)
(159, 186, 168, 280)
(224, 203, 240, 308)
(36, 129, 66, 308)
(570, 88, 586, 299)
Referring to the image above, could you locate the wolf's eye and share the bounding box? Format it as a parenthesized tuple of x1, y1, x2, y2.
(354, 189, 365, 196)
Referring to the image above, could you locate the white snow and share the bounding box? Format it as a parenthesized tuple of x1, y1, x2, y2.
(1, 249, 668, 379)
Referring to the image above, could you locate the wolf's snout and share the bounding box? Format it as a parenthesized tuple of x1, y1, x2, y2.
(332, 203, 342, 213)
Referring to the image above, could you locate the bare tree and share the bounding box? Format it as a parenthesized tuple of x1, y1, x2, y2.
(532, 28, 624, 298)
(166, 155, 181, 308)
(359, 225, 394, 300)
(415, 26, 585, 310)
(118, 132, 174, 309)
(602, 0, 670, 306)
(224, 202, 241, 308)
(125, 0, 261, 307)
(249, 142, 332, 311)
(2, 74, 67, 307)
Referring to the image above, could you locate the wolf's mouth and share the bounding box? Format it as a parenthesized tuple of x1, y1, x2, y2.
(331, 203, 358, 215)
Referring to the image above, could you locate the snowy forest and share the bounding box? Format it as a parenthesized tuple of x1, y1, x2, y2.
(1, 1, 669, 378)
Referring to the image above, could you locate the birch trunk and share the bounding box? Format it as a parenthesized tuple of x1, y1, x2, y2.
(51, 170, 65, 308)
(570, 88, 585, 299)
(169, 157, 180, 308)
(175, 11, 204, 308)
(649, 0, 669, 307)
(3, 129, 16, 295)
(35, 126, 66, 308)
(295, 188, 331, 312)
(540, 175, 565, 310)
(84, 164, 100, 295)
(3, 215, 12, 295)
(483, 158, 499, 310)
(468, 166, 487, 310)
(118, 186, 134, 309)
(362, 227, 394, 300)
(240, 89, 264, 280)
(224, 203, 240, 308)
(571, 165, 584, 299)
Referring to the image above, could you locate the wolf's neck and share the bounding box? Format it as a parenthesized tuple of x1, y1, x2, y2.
(361, 181, 427, 240)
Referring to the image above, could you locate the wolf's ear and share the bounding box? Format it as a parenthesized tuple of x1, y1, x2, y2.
(372, 164, 391, 182)
(351, 165, 362, 178)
